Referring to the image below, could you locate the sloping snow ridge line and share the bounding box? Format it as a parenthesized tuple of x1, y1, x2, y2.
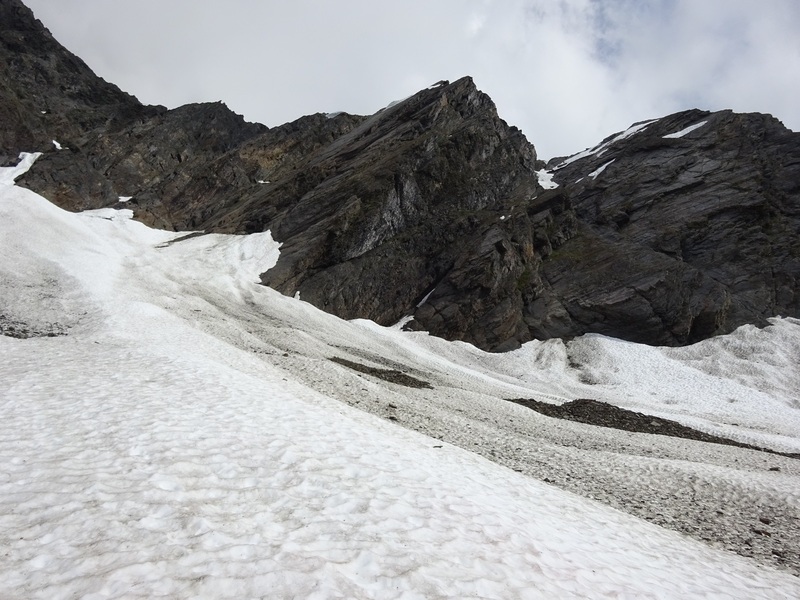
(553, 119, 658, 169)
(1, 159, 800, 597)
(663, 120, 709, 139)
(0, 151, 42, 185)
(588, 159, 615, 180)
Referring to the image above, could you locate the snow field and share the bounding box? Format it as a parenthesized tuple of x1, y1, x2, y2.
(3, 315, 798, 598)
(1, 154, 800, 597)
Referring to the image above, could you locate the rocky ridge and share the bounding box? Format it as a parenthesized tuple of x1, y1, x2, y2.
(0, 0, 160, 171)
(544, 110, 800, 345)
(2, 0, 799, 350)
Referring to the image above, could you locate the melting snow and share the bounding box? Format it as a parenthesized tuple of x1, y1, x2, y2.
(0, 152, 42, 185)
(1, 166, 799, 597)
(416, 286, 436, 308)
(664, 120, 709, 139)
(390, 315, 415, 330)
(588, 158, 616, 179)
(536, 168, 558, 190)
(554, 119, 658, 169)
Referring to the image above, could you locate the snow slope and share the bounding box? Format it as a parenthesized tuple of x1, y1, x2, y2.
(2, 155, 800, 597)
(552, 119, 658, 169)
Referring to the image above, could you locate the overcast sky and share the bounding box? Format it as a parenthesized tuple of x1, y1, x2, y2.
(25, 0, 800, 159)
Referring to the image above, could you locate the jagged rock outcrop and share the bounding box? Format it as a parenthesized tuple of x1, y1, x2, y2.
(249, 78, 542, 349)
(0, 0, 159, 163)
(542, 110, 800, 344)
(2, 0, 799, 350)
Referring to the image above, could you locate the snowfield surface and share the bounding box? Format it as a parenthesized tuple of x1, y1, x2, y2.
(2, 154, 800, 597)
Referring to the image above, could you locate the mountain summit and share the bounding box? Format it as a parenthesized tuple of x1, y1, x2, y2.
(2, 0, 798, 350)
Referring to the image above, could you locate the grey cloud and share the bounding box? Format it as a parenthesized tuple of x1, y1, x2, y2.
(24, 0, 800, 159)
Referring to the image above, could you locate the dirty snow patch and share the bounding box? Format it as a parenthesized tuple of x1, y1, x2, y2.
(3, 181, 800, 597)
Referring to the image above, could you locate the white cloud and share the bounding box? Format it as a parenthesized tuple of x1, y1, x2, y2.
(23, 0, 800, 159)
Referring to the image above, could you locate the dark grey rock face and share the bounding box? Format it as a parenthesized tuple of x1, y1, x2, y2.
(250, 77, 542, 350)
(0, 0, 158, 164)
(542, 110, 800, 345)
(2, 0, 799, 350)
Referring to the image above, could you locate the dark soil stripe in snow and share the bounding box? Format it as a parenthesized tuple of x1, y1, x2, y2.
(330, 357, 433, 389)
(508, 398, 800, 460)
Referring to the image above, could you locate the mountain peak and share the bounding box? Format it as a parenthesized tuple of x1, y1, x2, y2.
(0, 0, 154, 159)
(3, 0, 799, 350)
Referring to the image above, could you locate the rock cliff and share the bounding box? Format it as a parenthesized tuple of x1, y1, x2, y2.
(543, 110, 800, 345)
(0, 0, 159, 164)
(2, 0, 798, 350)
